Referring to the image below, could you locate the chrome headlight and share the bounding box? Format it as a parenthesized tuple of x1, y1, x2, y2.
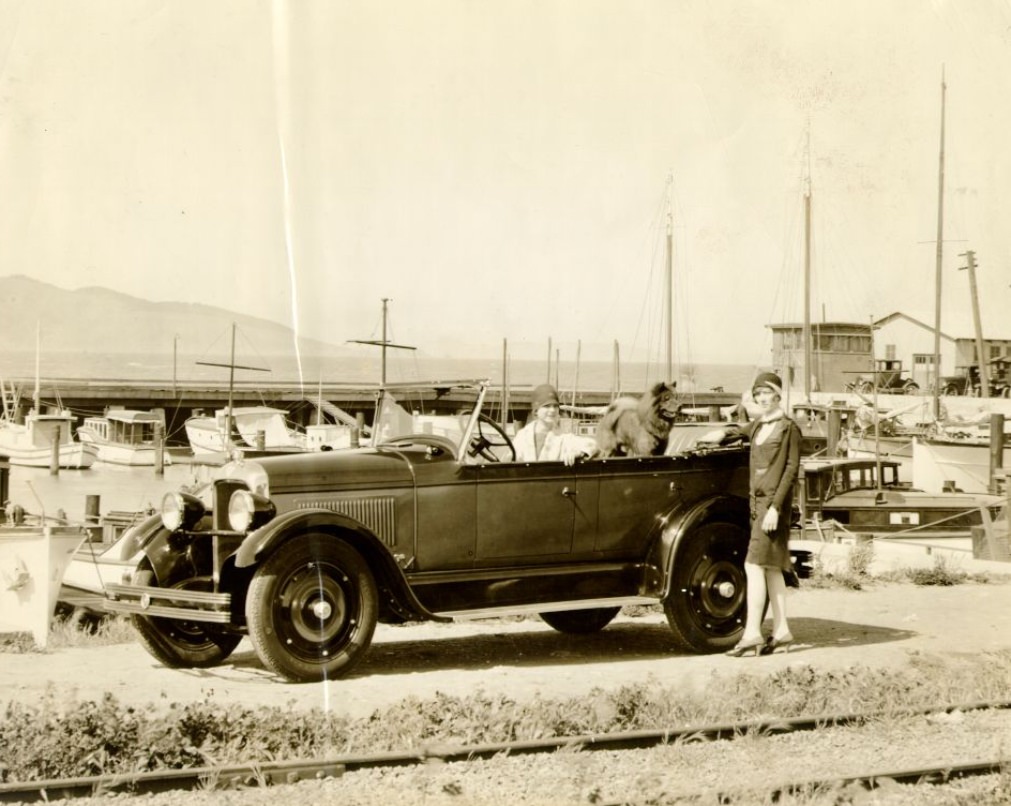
(161, 492, 206, 532)
(227, 489, 276, 532)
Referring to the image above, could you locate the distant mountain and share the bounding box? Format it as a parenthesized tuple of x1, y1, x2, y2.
(0, 275, 344, 357)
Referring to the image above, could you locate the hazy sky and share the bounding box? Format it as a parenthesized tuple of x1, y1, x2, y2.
(2, 1, 1010, 368)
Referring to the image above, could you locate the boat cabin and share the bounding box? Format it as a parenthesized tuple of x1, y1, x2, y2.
(84, 410, 164, 446)
(801, 457, 1003, 535)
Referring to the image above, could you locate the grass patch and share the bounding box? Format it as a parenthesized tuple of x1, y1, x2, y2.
(2, 651, 1011, 784)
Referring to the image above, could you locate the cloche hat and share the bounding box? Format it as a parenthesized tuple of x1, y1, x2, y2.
(752, 372, 783, 397)
(531, 383, 561, 411)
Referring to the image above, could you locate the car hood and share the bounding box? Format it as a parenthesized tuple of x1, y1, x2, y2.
(248, 446, 419, 495)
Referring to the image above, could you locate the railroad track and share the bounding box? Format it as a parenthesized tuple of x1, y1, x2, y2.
(2, 699, 1010, 803)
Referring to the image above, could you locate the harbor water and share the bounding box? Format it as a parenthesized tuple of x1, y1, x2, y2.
(6, 460, 209, 525)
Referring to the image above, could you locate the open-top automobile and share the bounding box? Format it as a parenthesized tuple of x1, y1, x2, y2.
(105, 380, 755, 682)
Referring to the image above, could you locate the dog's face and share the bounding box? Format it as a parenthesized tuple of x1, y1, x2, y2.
(648, 382, 679, 422)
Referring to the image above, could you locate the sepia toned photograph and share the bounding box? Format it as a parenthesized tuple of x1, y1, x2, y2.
(1, 2, 1011, 803)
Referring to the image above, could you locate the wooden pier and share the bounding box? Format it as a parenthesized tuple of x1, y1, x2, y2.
(17, 377, 743, 447)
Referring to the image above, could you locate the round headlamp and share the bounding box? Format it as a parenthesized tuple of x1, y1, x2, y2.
(227, 489, 276, 533)
(161, 492, 206, 532)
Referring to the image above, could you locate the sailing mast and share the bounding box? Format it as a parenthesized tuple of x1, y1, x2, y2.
(195, 322, 270, 449)
(665, 171, 674, 384)
(931, 70, 946, 421)
(803, 133, 813, 402)
(349, 298, 416, 385)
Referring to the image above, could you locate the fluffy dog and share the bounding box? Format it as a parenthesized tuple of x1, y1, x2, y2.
(595, 382, 679, 457)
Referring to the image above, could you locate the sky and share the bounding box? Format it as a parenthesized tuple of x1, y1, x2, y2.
(2, 0, 1011, 370)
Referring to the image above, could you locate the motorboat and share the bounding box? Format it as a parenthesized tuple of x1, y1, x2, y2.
(800, 457, 1004, 536)
(0, 408, 96, 469)
(77, 410, 171, 466)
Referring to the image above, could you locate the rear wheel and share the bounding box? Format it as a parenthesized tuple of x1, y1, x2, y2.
(539, 607, 621, 634)
(663, 521, 748, 652)
(246, 534, 378, 683)
(131, 567, 241, 668)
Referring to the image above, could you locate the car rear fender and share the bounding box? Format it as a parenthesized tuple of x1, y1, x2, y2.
(642, 494, 749, 599)
(233, 508, 448, 623)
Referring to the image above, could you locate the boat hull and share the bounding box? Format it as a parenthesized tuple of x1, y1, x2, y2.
(913, 438, 1011, 495)
(0, 440, 97, 468)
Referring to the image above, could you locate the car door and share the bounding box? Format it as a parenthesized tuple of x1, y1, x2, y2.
(471, 460, 578, 561)
(594, 455, 683, 558)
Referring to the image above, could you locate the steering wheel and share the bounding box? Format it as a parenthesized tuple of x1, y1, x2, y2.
(464, 413, 516, 462)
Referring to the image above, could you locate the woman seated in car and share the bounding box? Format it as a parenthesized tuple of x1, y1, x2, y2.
(513, 384, 598, 466)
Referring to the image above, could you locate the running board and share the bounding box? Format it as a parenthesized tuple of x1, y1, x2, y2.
(433, 596, 657, 621)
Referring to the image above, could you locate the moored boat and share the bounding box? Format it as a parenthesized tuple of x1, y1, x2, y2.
(185, 406, 306, 455)
(801, 457, 1004, 536)
(0, 408, 96, 469)
(77, 410, 172, 466)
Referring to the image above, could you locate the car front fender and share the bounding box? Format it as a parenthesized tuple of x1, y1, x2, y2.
(641, 494, 749, 599)
(234, 508, 448, 622)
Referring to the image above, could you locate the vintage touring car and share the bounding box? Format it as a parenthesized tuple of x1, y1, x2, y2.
(104, 380, 756, 682)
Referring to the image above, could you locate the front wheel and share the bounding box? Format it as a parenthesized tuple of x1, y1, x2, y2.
(131, 568, 242, 668)
(246, 534, 378, 683)
(663, 521, 748, 652)
(539, 607, 621, 634)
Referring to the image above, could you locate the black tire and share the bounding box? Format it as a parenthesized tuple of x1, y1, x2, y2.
(131, 568, 242, 668)
(903, 382, 920, 395)
(858, 380, 874, 395)
(663, 520, 748, 652)
(539, 607, 621, 634)
(941, 384, 959, 397)
(246, 534, 378, 683)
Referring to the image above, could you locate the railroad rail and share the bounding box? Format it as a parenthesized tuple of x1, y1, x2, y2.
(2, 698, 1009, 803)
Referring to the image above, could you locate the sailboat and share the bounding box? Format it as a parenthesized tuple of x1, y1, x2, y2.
(908, 75, 1011, 494)
(183, 324, 305, 457)
(0, 330, 96, 469)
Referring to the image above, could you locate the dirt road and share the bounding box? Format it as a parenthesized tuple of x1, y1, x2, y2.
(3, 581, 1011, 717)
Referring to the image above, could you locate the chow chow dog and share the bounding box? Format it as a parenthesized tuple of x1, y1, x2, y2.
(595, 382, 679, 457)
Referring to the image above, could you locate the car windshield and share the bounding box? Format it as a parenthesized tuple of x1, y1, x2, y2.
(369, 381, 488, 456)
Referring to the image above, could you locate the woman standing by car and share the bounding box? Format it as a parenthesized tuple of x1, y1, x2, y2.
(705, 372, 802, 657)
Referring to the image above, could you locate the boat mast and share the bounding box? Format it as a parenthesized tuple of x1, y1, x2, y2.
(33, 322, 40, 413)
(611, 339, 620, 401)
(501, 338, 510, 431)
(572, 339, 581, 408)
(931, 70, 946, 421)
(349, 298, 416, 385)
(803, 132, 813, 401)
(195, 322, 270, 450)
(665, 171, 674, 384)
(227, 323, 236, 441)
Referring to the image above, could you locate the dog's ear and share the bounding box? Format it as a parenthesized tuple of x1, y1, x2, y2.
(650, 381, 675, 397)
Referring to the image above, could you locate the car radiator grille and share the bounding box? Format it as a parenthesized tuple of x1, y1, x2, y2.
(296, 495, 396, 546)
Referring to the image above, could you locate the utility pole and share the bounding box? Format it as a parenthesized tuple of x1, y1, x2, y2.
(960, 250, 990, 399)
